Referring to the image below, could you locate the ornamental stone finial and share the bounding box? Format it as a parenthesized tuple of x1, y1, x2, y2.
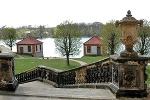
(126, 10, 132, 17)
(115, 10, 143, 57)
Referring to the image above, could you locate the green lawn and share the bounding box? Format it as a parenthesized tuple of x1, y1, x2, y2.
(74, 56, 108, 64)
(146, 66, 150, 85)
(14, 55, 108, 74)
(14, 58, 80, 74)
(15, 55, 106, 74)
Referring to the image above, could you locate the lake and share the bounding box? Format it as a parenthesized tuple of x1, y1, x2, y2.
(1, 38, 90, 58)
(1, 38, 147, 58)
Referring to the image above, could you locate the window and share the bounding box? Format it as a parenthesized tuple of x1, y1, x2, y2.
(36, 45, 37, 51)
(28, 46, 31, 52)
(87, 46, 91, 53)
(40, 45, 42, 51)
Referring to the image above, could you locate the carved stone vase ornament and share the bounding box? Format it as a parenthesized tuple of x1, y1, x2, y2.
(115, 10, 143, 57)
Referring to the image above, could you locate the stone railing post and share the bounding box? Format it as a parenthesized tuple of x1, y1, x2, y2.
(0, 53, 18, 91)
(109, 10, 148, 98)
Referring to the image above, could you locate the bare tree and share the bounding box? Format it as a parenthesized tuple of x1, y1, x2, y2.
(54, 20, 82, 66)
(134, 19, 150, 55)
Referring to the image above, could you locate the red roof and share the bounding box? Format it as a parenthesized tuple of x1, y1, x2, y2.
(16, 35, 43, 45)
(84, 36, 101, 45)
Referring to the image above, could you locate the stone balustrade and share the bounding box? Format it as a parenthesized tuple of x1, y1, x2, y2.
(15, 57, 111, 87)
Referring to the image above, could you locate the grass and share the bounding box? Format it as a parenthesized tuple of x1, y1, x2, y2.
(146, 66, 150, 85)
(14, 55, 107, 74)
(14, 58, 80, 74)
(74, 56, 108, 64)
(14, 54, 20, 58)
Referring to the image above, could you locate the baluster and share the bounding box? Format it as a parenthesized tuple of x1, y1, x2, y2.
(64, 74, 66, 85)
(24, 73, 26, 81)
(91, 67, 94, 83)
(49, 71, 52, 81)
(26, 72, 28, 81)
(52, 72, 54, 82)
(46, 70, 49, 80)
(48, 71, 51, 81)
(32, 70, 35, 79)
(20, 73, 23, 83)
(26, 72, 29, 81)
(33, 70, 35, 78)
(87, 68, 91, 83)
(38, 67, 42, 77)
(66, 73, 69, 84)
(52, 71, 54, 82)
(36, 68, 38, 77)
(54, 72, 57, 83)
(88, 68, 91, 83)
(69, 72, 72, 84)
(19, 74, 21, 83)
(55, 72, 58, 84)
(100, 68, 104, 82)
(67, 73, 69, 84)
(66, 73, 69, 85)
(71, 71, 76, 84)
(29, 71, 31, 80)
(65, 74, 67, 85)
(23, 73, 25, 82)
(33, 69, 35, 78)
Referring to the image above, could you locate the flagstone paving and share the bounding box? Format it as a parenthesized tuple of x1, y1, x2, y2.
(0, 81, 116, 100)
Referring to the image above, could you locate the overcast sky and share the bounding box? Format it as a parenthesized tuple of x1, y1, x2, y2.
(0, 0, 150, 28)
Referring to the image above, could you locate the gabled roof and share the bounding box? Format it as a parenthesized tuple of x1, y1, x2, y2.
(84, 36, 101, 45)
(16, 35, 43, 45)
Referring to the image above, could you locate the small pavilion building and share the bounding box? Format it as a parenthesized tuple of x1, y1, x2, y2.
(16, 34, 43, 57)
(83, 36, 103, 56)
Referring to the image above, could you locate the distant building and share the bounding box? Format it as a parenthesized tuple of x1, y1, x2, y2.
(16, 34, 43, 57)
(0, 45, 12, 53)
(83, 36, 103, 56)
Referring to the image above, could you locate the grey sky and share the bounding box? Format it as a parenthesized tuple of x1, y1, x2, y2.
(0, 0, 149, 27)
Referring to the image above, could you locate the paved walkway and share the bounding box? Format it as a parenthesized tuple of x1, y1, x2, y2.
(16, 54, 24, 58)
(17, 54, 87, 66)
(0, 81, 116, 100)
(69, 59, 87, 65)
(41, 57, 87, 65)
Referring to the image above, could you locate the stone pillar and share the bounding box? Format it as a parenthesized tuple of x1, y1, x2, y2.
(109, 55, 148, 97)
(0, 53, 18, 91)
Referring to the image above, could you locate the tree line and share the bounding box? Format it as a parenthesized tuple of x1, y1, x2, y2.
(0, 22, 103, 39)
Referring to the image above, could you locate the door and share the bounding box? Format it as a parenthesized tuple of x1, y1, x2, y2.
(20, 47, 24, 54)
(97, 47, 101, 56)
